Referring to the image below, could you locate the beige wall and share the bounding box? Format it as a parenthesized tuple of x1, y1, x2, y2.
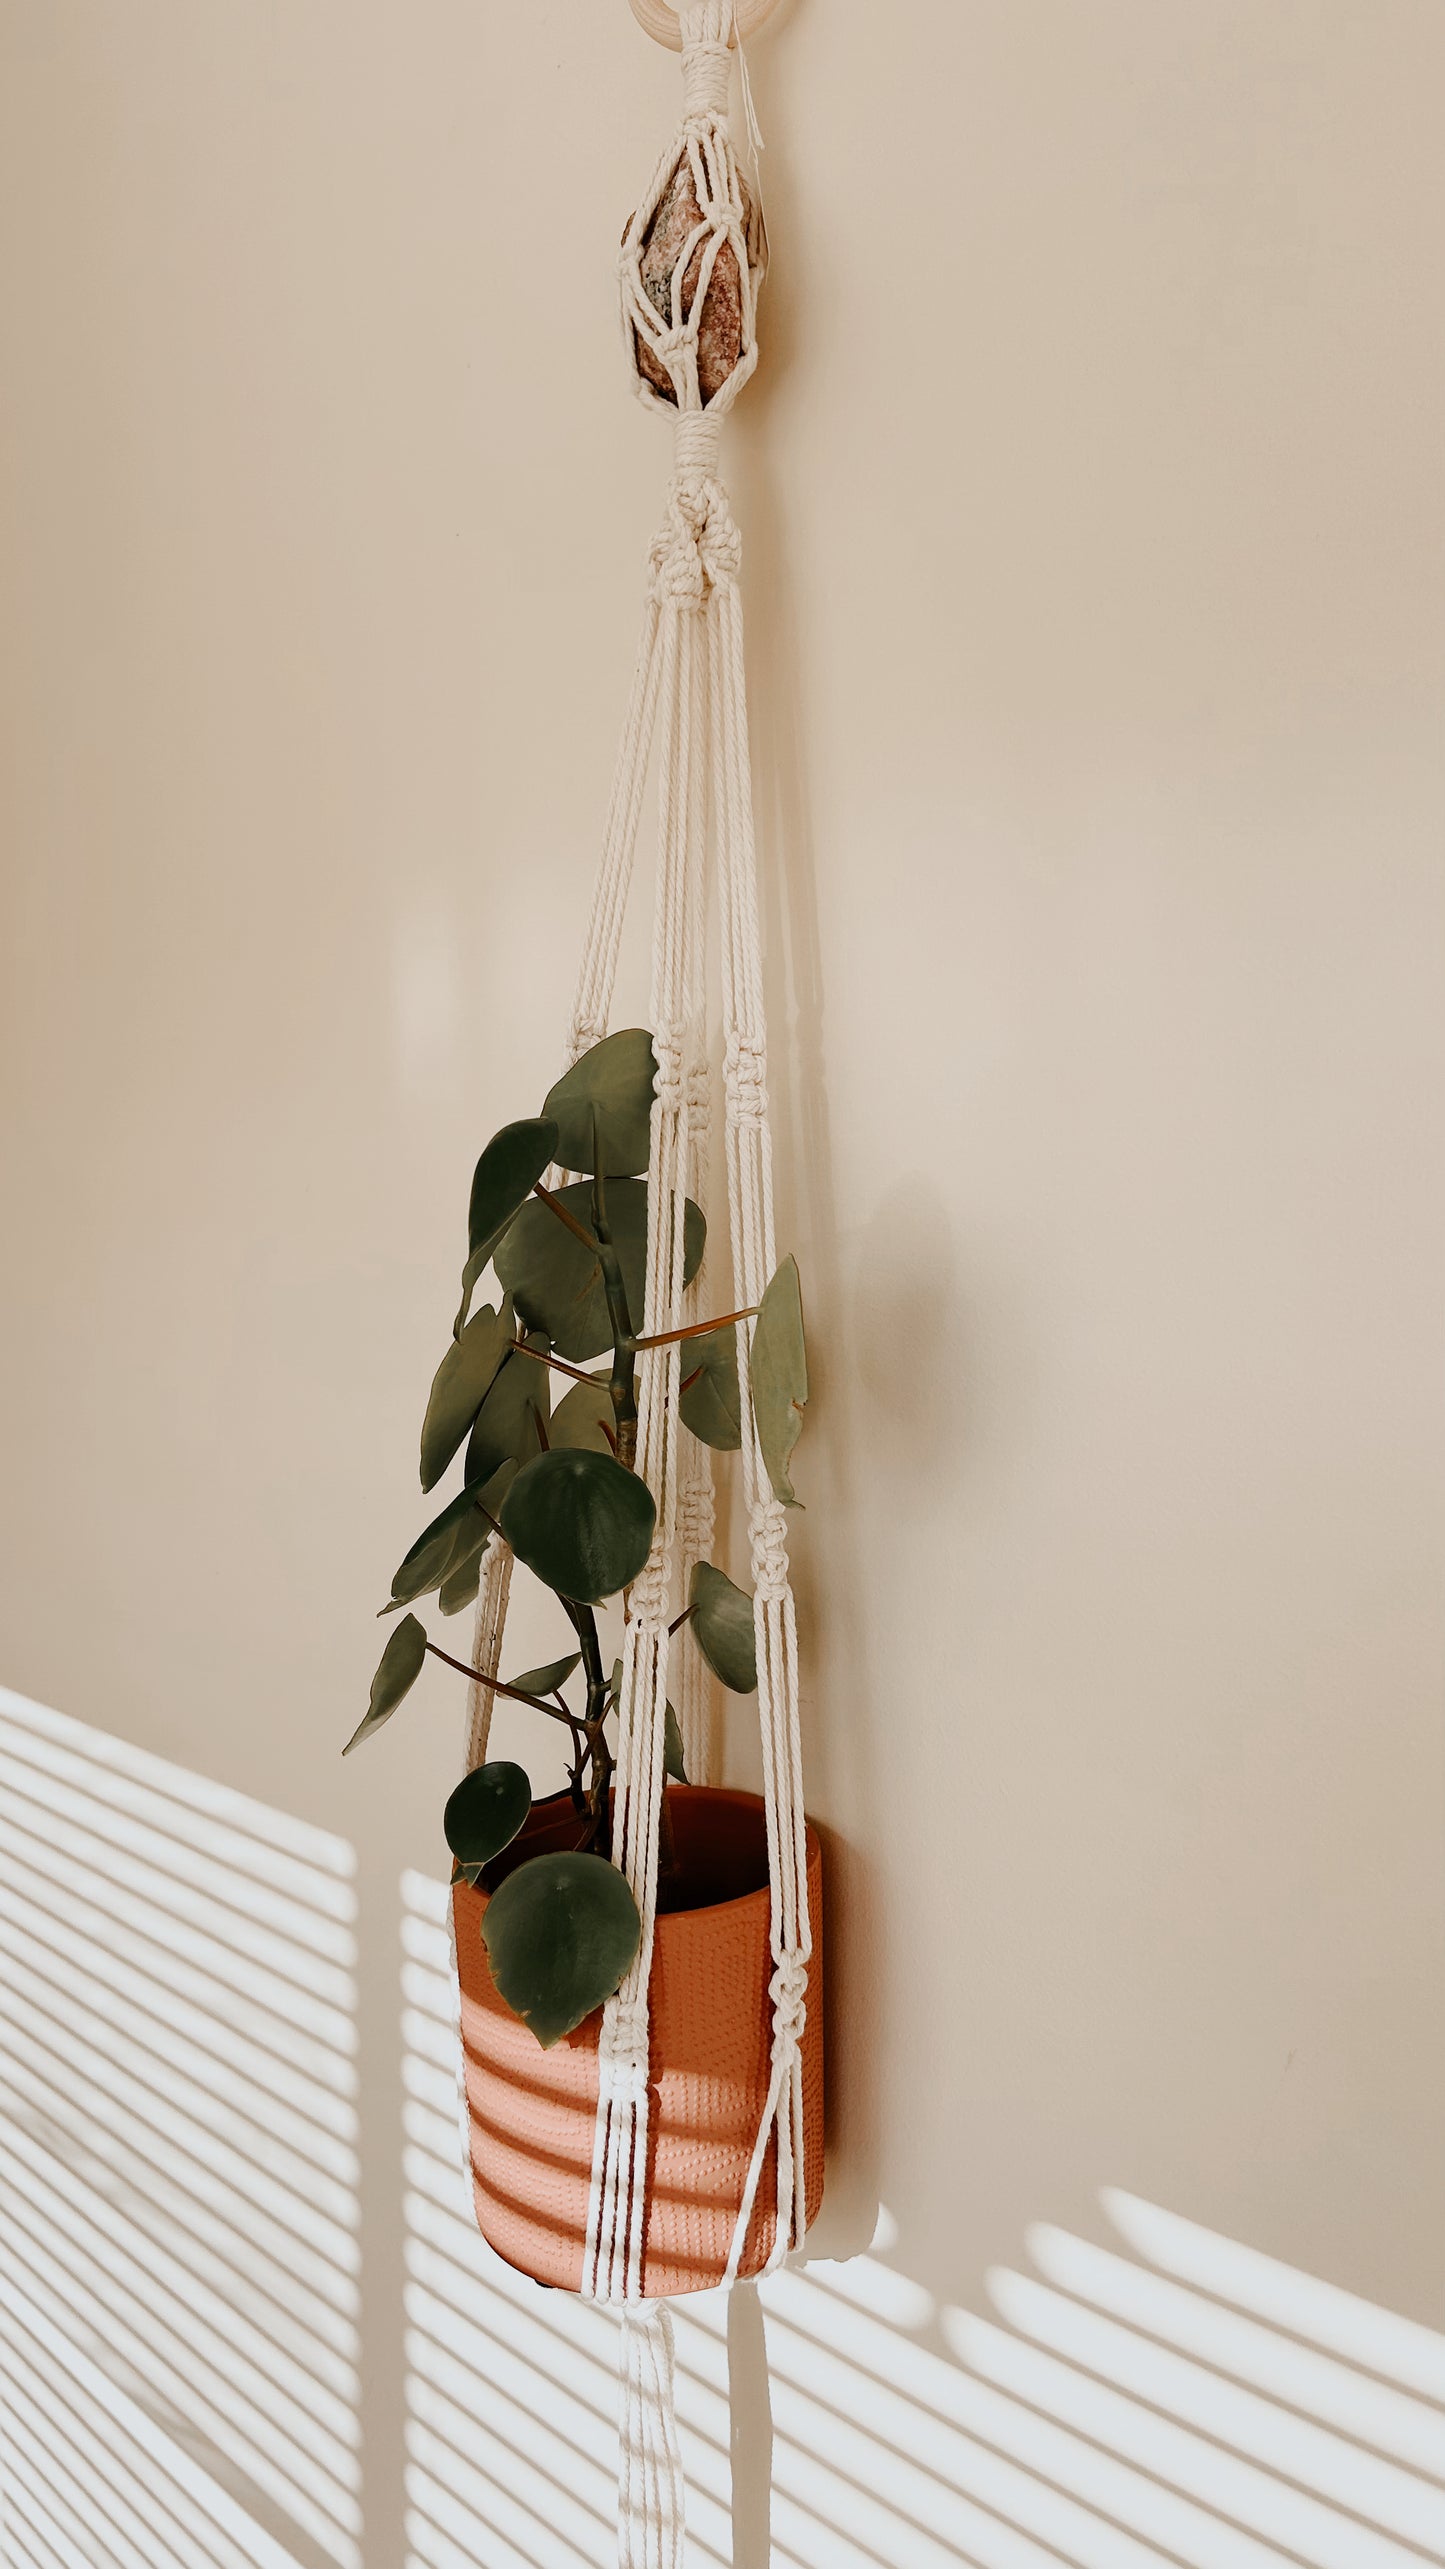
(2, 0, 1442, 2556)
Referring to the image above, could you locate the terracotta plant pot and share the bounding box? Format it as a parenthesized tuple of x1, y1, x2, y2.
(452, 1783, 824, 2295)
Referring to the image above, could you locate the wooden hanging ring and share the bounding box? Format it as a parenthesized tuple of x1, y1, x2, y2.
(628, 0, 780, 49)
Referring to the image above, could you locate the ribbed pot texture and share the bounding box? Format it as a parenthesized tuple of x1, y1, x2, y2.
(452, 1783, 824, 2295)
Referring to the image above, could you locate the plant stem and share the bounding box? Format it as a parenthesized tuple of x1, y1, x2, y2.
(507, 1338, 595, 1387)
(423, 1644, 575, 1729)
(563, 1596, 615, 1856)
(631, 1304, 759, 1351)
(590, 1137, 639, 1472)
(532, 1181, 599, 1252)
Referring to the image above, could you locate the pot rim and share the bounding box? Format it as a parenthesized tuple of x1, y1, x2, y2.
(467, 1780, 820, 1927)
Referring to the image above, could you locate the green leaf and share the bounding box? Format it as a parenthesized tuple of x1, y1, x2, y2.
(481, 1850, 642, 2047)
(689, 1560, 757, 1694)
(444, 1761, 532, 1878)
(345, 1614, 427, 1754)
(501, 1448, 656, 1605)
(386, 1461, 512, 1613)
(549, 1373, 616, 1455)
(496, 1179, 705, 1362)
(678, 1322, 743, 1451)
(420, 1297, 513, 1493)
(439, 1460, 517, 1595)
(388, 1483, 490, 1610)
(455, 1118, 559, 1335)
(465, 1339, 551, 1487)
(543, 1030, 657, 1177)
(507, 1652, 582, 1699)
(750, 1254, 808, 1506)
(438, 1547, 484, 1617)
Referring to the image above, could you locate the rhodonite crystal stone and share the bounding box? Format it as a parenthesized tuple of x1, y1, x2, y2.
(627, 150, 755, 407)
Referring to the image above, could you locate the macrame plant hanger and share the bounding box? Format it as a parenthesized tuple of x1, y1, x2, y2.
(457, 5, 809, 2561)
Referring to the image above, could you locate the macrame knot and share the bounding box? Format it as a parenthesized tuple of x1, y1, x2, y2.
(697, 488, 742, 585)
(648, 474, 740, 607)
(566, 1009, 610, 1065)
(649, 494, 707, 607)
(769, 1951, 809, 2055)
(725, 1029, 768, 1123)
(679, 0, 733, 116)
(680, 39, 731, 124)
(749, 1495, 791, 1602)
(627, 1558, 673, 1629)
(673, 411, 721, 482)
(676, 1481, 714, 1550)
(600, 1994, 653, 2080)
(651, 1026, 685, 1114)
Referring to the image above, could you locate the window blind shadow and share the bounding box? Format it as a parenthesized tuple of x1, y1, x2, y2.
(0, 1686, 362, 2569)
(405, 1865, 1444, 2569)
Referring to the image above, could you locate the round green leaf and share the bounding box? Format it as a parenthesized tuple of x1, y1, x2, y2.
(543, 1030, 657, 1177)
(689, 1559, 757, 1694)
(444, 1761, 532, 1877)
(482, 1850, 642, 2048)
(507, 1652, 582, 1699)
(345, 1614, 427, 1755)
(678, 1322, 743, 1451)
(750, 1254, 808, 1506)
(420, 1297, 512, 1493)
(496, 1179, 705, 1362)
(549, 1373, 617, 1455)
(465, 1339, 551, 1488)
(455, 1118, 558, 1335)
(501, 1448, 656, 1605)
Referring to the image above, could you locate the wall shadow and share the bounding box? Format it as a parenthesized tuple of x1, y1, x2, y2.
(405, 1860, 1444, 2569)
(0, 1685, 362, 2569)
(5, 1715, 1437, 2569)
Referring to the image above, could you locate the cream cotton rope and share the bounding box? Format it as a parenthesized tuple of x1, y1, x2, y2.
(455, 9, 811, 2561)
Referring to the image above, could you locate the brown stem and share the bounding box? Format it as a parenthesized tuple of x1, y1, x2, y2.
(532, 1180, 599, 1252)
(423, 1644, 575, 1728)
(630, 1304, 759, 1351)
(589, 1136, 639, 1472)
(558, 1698, 587, 1785)
(508, 1338, 595, 1387)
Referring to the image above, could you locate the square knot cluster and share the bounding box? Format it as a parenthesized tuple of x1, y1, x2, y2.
(647, 474, 742, 605)
(599, 1995, 653, 2081)
(650, 1025, 686, 1114)
(564, 1010, 609, 1065)
(626, 1559, 672, 1627)
(725, 1031, 768, 1124)
(748, 1495, 791, 1601)
(619, 68, 765, 419)
(768, 1951, 809, 2053)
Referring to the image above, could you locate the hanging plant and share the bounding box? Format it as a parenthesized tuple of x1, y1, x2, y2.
(345, 1029, 808, 2049)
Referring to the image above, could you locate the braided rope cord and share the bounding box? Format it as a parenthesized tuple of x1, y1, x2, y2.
(455, 11, 809, 2560)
